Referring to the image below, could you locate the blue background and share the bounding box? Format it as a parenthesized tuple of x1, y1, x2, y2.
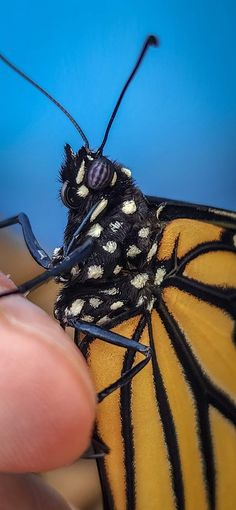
(0, 0, 236, 251)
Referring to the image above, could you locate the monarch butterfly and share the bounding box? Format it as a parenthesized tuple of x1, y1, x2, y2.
(0, 35, 236, 510)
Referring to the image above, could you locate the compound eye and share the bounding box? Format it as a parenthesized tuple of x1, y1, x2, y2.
(61, 181, 80, 209)
(87, 157, 114, 190)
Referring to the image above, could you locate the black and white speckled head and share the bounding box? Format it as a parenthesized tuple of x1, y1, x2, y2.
(60, 144, 133, 217)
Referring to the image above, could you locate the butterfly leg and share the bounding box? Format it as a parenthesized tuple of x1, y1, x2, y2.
(82, 436, 110, 459)
(68, 319, 152, 403)
(0, 239, 94, 298)
(0, 213, 51, 268)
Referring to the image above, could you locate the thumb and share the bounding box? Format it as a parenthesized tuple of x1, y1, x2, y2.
(0, 272, 96, 472)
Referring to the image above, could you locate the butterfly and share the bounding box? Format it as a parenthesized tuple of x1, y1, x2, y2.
(0, 36, 235, 510)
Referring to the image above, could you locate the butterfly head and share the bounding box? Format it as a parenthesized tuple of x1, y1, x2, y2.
(60, 143, 134, 220)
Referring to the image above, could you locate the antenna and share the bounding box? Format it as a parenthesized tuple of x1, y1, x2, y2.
(0, 52, 90, 148)
(98, 35, 159, 154)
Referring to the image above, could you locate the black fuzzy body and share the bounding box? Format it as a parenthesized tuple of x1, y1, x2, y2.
(53, 145, 162, 326)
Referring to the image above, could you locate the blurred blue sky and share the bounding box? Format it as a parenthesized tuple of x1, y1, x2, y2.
(0, 0, 235, 250)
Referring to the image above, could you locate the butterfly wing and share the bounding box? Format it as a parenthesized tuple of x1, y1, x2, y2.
(85, 200, 236, 510)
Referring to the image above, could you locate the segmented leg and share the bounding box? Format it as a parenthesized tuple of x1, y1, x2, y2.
(0, 239, 94, 298)
(0, 213, 51, 268)
(82, 437, 110, 460)
(68, 319, 152, 403)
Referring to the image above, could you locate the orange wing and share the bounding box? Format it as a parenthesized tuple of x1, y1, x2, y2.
(86, 216, 236, 510)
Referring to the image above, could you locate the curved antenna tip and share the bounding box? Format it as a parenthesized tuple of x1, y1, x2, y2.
(147, 35, 160, 47)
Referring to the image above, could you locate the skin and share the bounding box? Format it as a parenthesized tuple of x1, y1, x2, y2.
(0, 272, 96, 509)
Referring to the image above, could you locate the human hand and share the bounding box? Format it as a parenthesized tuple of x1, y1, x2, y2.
(0, 272, 96, 509)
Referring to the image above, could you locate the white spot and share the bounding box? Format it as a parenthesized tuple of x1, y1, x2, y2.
(77, 184, 89, 198)
(113, 265, 122, 275)
(87, 154, 94, 161)
(127, 245, 141, 257)
(111, 172, 117, 186)
(89, 297, 103, 308)
(90, 198, 108, 222)
(87, 265, 104, 279)
(103, 241, 117, 253)
(71, 265, 81, 276)
(138, 227, 150, 238)
(136, 296, 145, 307)
(154, 267, 166, 286)
(147, 242, 157, 262)
(156, 204, 165, 219)
(147, 298, 155, 312)
(88, 223, 103, 238)
(131, 273, 149, 289)
(101, 287, 119, 295)
(110, 301, 123, 310)
(81, 315, 94, 322)
(97, 315, 110, 325)
(67, 299, 85, 316)
(121, 200, 136, 215)
(59, 276, 69, 282)
(233, 234, 236, 247)
(121, 167, 132, 178)
(53, 247, 61, 257)
(110, 221, 122, 232)
(76, 160, 85, 184)
(56, 295, 62, 302)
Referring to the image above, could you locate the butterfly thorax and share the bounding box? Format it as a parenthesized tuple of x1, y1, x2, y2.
(53, 145, 163, 326)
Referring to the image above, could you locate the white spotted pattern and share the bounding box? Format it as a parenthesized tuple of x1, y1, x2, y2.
(87, 265, 104, 279)
(102, 241, 117, 253)
(113, 265, 122, 275)
(136, 296, 145, 307)
(110, 221, 122, 232)
(101, 287, 119, 295)
(90, 198, 108, 222)
(121, 167, 132, 178)
(88, 223, 103, 238)
(110, 301, 123, 310)
(67, 299, 85, 316)
(155, 267, 166, 286)
(89, 298, 103, 309)
(127, 245, 141, 257)
(156, 204, 165, 219)
(147, 242, 157, 262)
(147, 298, 155, 312)
(138, 227, 150, 238)
(76, 160, 85, 184)
(111, 172, 117, 186)
(53, 247, 61, 257)
(131, 273, 149, 289)
(81, 315, 94, 322)
(87, 154, 94, 161)
(71, 266, 81, 276)
(122, 200, 136, 215)
(97, 315, 110, 325)
(77, 184, 89, 198)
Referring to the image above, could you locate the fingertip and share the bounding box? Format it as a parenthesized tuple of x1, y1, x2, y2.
(0, 272, 96, 471)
